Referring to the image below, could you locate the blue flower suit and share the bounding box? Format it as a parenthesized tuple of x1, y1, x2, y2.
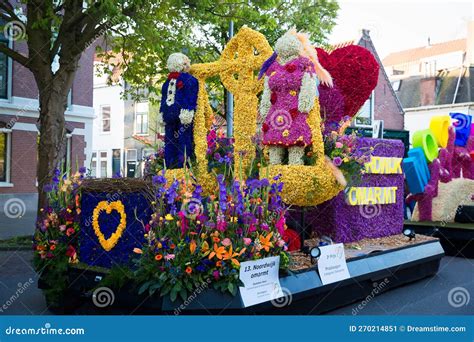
(160, 71, 199, 168)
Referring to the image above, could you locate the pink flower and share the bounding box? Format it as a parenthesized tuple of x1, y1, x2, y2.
(178, 211, 188, 236)
(217, 215, 227, 232)
(335, 142, 343, 149)
(248, 223, 257, 233)
(275, 215, 285, 236)
(221, 238, 232, 246)
(164, 254, 175, 260)
(213, 270, 220, 280)
(243, 238, 252, 246)
(59, 225, 66, 232)
(277, 239, 286, 247)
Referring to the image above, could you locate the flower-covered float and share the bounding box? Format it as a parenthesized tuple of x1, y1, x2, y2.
(34, 27, 444, 314)
(403, 113, 474, 257)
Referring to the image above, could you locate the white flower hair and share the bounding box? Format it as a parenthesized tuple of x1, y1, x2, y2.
(275, 30, 301, 60)
(167, 53, 190, 72)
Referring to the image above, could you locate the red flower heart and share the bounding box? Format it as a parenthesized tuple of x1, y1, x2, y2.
(289, 108, 298, 119)
(262, 123, 269, 132)
(285, 64, 296, 73)
(316, 45, 379, 123)
(270, 92, 277, 104)
(177, 80, 184, 89)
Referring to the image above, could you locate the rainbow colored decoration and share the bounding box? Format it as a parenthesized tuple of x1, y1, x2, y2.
(404, 113, 473, 197)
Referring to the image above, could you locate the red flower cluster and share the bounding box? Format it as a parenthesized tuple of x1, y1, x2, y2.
(316, 45, 379, 121)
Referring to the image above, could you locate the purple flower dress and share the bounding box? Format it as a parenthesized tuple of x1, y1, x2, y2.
(262, 56, 315, 147)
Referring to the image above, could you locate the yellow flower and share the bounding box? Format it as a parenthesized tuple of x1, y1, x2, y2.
(165, 214, 174, 221)
(92, 200, 127, 252)
(277, 115, 284, 123)
(282, 129, 289, 137)
(289, 90, 297, 96)
(270, 71, 276, 76)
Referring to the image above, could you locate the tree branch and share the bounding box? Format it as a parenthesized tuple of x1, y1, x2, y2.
(0, 43, 30, 68)
(0, 1, 21, 22)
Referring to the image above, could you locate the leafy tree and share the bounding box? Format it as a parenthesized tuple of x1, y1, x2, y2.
(0, 0, 338, 211)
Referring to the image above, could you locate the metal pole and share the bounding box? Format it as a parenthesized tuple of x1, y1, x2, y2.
(226, 21, 234, 137)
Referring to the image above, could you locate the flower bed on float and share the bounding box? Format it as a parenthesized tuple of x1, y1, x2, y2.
(34, 165, 290, 304)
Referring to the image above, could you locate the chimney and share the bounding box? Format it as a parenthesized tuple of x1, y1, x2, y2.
(467, 20, 474, 66)
(420, 77, 436, 106)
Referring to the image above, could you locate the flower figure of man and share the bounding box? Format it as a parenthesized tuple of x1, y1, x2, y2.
(160, 53, 199, 168)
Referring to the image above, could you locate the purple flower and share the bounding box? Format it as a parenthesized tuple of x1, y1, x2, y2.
(152, 175, 166, 185)
(333, 156, 343, 166)
(78, 166, 87, 174)
(43, 184, 54, 193)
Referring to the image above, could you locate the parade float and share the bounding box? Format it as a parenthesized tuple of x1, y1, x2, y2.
(34, 27, 444, 314)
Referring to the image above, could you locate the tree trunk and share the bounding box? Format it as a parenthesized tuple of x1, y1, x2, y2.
(35, 65, 77, 212)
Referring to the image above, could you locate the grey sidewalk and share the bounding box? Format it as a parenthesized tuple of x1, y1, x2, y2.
(0, 193, 37, 239)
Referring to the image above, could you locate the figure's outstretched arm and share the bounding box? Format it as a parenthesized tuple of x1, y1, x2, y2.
(259, 76, 271, 124)
(298, 72, 317, 114)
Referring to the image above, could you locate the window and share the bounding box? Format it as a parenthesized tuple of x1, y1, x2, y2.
(100, 151, 108, 178)
(391, 80, 401, 91)
(61, 134, 72, 174)
(0, 20, 11, 99)
(135, 102, 149, 135)
(101, 105, 111, 133)
(91, 152, 97, 177)
(0, 130, 11, 183)
(355, 91, 375, 127)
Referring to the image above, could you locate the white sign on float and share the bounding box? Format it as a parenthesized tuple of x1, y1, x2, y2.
(239, 256, 283, 307)
(317, 244, 351, 285)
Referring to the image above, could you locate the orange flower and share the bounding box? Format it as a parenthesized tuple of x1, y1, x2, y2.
(201, 240, 210, 253)
(155, 254, 163, 261)
(170, 243, 176, 249)
(209, 243, 226, 260)
(190, 240, 197, 254)
(212, 237, 220, 243)
(216, 261, 222, 267)
(133, 248, 143, 254)
(223, 246, 246, 266)
(185, 266, 193, 274)
(50, 244, 56, 251)
(259, 232, 274, 252)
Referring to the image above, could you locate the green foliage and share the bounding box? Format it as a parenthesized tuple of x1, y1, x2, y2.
(96, 0, 339, 100)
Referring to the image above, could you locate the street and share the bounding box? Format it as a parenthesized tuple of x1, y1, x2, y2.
(0, 250, 472, 315)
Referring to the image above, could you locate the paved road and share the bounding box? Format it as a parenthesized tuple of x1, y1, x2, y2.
(0, 251, 472, 315)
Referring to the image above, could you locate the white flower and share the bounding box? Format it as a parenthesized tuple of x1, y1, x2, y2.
(166, 79, 176, 106)
(179, 109, 194, 125)
(167, 53, 191, 72)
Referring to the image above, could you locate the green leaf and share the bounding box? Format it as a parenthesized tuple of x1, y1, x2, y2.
(170, 288, 178, 302)
(138, 280, 153, 295)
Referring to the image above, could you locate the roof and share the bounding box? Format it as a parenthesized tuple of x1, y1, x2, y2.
(395, 66, 474, 108)
(383, 39, 466, 66)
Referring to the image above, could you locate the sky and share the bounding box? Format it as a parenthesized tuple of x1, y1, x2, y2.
(328, 0, 474, 59)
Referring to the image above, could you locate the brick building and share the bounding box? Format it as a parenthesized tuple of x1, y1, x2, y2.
(0, 27, 94, 238)
(383, 21, 474, 140)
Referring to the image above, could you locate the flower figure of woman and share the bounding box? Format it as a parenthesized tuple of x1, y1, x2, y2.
(259, 29, 332, 165)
